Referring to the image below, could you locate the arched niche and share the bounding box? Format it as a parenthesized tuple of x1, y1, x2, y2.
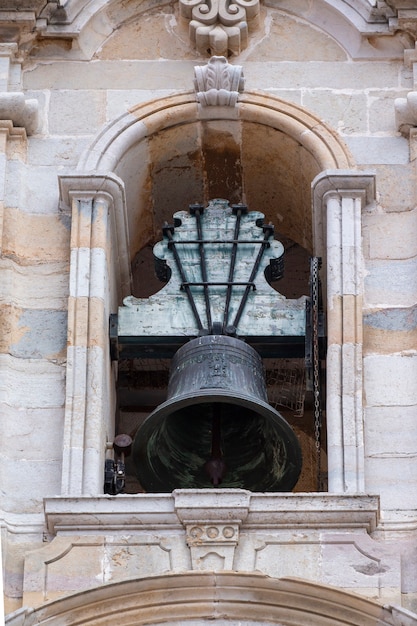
(59, 91, 375, 496)
(6, 572, 416, 626)
(78, 91, 353, 259)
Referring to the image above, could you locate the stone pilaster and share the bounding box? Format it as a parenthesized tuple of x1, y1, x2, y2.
(312, 171, 375, 494)
(59, 174, 130, 496)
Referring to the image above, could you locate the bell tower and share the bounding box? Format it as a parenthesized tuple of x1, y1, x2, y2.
(3, 0, 417, 619)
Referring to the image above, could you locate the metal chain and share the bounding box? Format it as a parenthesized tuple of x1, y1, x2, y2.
(311, 257, 322, 491)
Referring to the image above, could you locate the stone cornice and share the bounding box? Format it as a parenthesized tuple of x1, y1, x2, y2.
(44, 491, 380, 535)
(312, 170, 376, 208)
(0, 511, 45, 537)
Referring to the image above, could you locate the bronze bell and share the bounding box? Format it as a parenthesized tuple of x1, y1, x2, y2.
(132, 335, 302, 492)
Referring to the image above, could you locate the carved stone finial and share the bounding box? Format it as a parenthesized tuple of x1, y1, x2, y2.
(395, 92, 417, 137)
(395, 43, 417, 138)
(180, 0, 260, 57)
(194, 56, 244, 106)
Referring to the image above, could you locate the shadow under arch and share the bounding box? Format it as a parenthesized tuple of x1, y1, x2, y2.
(79, 91, 353, 173)
(6, 572, 415, 625)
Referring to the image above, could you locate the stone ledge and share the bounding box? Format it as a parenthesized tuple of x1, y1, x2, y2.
(44, 490, 380, 535)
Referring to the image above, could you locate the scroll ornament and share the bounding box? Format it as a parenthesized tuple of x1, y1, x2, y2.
(180, 0, 260, 57)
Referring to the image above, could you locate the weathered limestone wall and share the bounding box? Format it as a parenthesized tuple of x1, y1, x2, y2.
(23, 492, 394, 606)
(1, 0, 417, 619)
(362, 53, 417, 520)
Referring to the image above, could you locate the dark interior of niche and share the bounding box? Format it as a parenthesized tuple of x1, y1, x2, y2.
(131, 245, 166, 298)
(131, 235, 312, 300)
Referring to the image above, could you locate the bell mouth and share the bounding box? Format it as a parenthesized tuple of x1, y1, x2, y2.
(132, 393, 302, 493)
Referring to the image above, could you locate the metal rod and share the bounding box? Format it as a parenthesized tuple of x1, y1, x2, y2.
(166, 239, 267, 244)
(232, 224, 274, 331)
(211, 408, 222, 459)
(310, 256, 323, 491)
(182, 281, 255, 288)
(223, 208, 242, 331)
(194, 208, 212, 332)
(204, 405, 227, 486)
(164, 223, 204, 331)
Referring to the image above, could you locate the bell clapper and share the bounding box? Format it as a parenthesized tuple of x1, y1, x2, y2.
(204, 405, 227, 486)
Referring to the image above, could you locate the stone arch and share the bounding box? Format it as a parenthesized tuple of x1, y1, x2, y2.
(78, 91, 354, 260)
(6, 572, 415, 625)
(59, 90, 375, 496)
(79, 91, 353, 173)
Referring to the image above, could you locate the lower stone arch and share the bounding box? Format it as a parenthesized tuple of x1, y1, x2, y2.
(6, 572, 413, 626)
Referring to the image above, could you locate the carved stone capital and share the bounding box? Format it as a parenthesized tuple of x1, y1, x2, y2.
(181, 0, 260, 56)
(194, 56, 244, 106)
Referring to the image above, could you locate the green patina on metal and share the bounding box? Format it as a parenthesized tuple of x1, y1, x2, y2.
(114, 198, 307, 359)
